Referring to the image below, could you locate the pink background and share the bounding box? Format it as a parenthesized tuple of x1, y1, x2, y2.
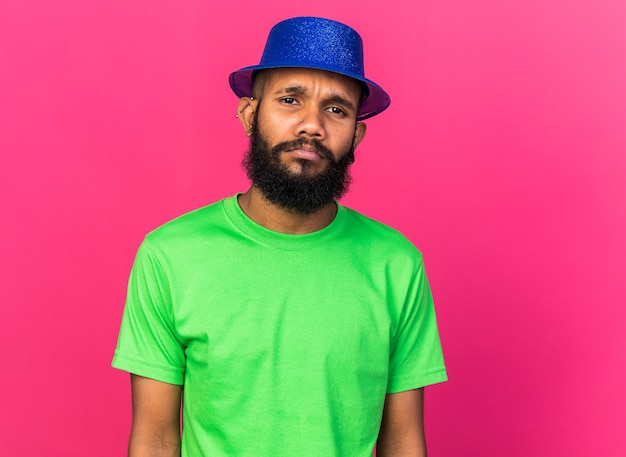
(1, 0, 625, 455)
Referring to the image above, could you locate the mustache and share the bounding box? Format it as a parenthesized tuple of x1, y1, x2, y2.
(271, 138, 335, 162)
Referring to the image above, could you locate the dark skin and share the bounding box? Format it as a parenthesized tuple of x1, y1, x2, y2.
(237, 68, 367, 234)
(128, 375, 181, 457)
(128, 68, 427, 457)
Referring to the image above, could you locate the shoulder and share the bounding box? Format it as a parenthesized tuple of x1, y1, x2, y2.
(145, 197, 230, 244)
(137, 196, 237, 264)
(342, 206, 424, 266)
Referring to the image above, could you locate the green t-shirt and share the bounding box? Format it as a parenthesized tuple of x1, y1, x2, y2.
(112, 195, 447, 456)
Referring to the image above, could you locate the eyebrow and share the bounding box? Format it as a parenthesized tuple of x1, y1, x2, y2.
(276, 86, 357, 112)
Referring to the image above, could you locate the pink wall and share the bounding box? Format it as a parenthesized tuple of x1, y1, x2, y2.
(2, 1, 624, 455)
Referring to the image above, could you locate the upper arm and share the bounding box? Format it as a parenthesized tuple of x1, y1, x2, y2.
(377, 388, 426, 457)
(129, 374, 182, 456)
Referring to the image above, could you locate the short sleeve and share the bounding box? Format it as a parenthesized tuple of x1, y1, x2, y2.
(112, 240, 186, 385)
(387, 258, 447, 393)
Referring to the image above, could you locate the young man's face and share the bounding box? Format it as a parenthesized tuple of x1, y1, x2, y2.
(238, 68, 368, 214)
(250, 68, 366, 176)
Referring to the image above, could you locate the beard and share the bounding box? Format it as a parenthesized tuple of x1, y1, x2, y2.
(242, 115, 355, 215)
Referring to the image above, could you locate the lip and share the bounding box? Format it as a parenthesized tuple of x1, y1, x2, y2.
(285, 148, 324, 161)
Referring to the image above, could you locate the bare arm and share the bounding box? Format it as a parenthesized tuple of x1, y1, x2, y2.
(128, 374, 182, 457)
(377, 388, 427, 457)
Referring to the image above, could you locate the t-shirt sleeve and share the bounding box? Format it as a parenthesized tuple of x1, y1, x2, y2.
(387, 256, 447, 393)
(112, 240, 186, 385)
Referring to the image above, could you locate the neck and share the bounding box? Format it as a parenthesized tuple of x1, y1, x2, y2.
(237, 186, 338, 234)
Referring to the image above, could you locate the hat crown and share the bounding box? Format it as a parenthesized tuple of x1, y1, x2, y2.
(229, 16, 390, 120)
(259, 17, 365, 78)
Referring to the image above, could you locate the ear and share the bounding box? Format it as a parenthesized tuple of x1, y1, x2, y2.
(238, 97, 259, 137)
(352, 122, 367, 149)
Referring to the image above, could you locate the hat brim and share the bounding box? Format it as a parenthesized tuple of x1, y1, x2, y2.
(229, 66, 390, 121)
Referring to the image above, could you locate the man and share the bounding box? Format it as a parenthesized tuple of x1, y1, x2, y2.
(113, 16, 447, 457)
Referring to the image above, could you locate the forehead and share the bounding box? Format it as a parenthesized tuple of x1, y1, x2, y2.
(257, 68, 362, 100)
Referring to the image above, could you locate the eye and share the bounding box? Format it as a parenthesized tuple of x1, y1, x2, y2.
(327, 106, 345, 115)
(281, 97, 298, 105)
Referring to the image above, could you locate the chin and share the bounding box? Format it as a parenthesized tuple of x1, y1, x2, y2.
(286, 159, 326, 176)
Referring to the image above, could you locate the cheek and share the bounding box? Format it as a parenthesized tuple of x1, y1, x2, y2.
(256, 112, 294, 143)
(331, 127, 357, 151)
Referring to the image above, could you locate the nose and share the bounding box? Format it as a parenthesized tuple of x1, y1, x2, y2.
(295, 107, 326, 140)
